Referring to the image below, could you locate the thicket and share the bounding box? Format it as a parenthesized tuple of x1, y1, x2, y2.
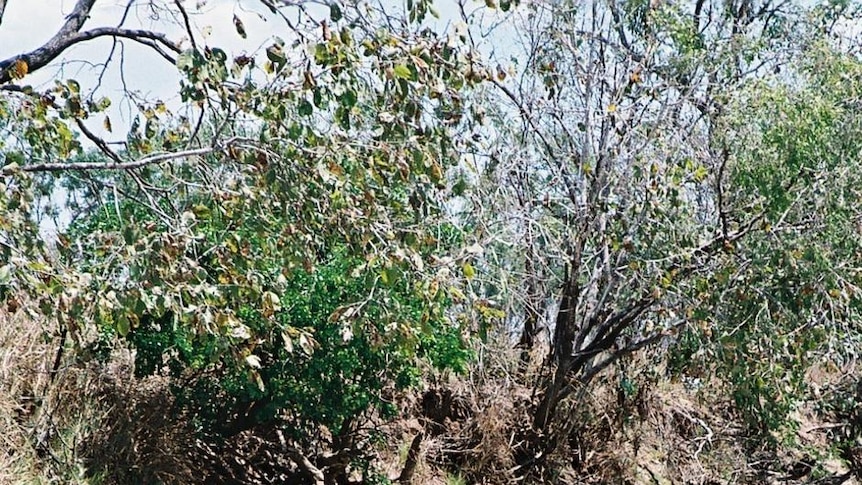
(2, 0, 862, 483)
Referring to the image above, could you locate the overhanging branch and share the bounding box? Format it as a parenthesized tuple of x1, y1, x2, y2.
(0, 0, 96, 84)
(0, 0, 8, 27)
(2, 138, 238, 175)
(0, 0, 179, 84)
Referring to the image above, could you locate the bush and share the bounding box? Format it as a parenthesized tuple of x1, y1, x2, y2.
(67, 197, 472, 447)
(130, 249, 471, 440)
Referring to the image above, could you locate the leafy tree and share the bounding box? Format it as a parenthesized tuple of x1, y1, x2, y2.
(5, 0, 862, 481)
(68, 192, 471, 433)
(1, 0, 479, 479)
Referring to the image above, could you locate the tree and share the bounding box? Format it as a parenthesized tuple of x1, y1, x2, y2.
(1, 0, 481, 480)
(5, 0, 862, 480)
(464, 0, 862, 476)
(1, 0, 476, 349)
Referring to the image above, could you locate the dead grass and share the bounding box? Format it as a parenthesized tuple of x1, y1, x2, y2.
(0, 304, 200, 484)
(378, 338, 862, 485)
(4, 303, 860, 484)
(0, 305, 73, 484)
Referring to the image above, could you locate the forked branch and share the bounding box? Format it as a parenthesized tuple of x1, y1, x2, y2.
(0, 0, 180, 84)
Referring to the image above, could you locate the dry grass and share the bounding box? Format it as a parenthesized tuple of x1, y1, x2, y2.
(4, 304, 859, 484)
(0, 304, 199, 484)
(385, 338, 862, 485)
(0, 305, 76, 484)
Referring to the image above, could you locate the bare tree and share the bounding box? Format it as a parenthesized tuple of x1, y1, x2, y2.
(465, 0, 861, 474)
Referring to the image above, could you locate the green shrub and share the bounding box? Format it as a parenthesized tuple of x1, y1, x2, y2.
(68, 197, 471, 441)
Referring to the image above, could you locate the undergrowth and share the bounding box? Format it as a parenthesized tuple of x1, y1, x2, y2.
(1, 306, 860, 484)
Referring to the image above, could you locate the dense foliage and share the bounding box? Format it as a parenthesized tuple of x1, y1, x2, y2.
(69, 196, 471, 440)
(2, 0, 862, 482)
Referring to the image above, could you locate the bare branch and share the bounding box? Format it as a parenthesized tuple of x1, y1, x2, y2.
(73, 118, 123, 164)
(0, 0, 180, 84)
(0, 0, 97, 83)
(490, 77, 582, 207)
(173, 0, 198, 52)
(0, 0, 8, 27)
(277, 430, 325, 485)
(2, 139, 237, 175)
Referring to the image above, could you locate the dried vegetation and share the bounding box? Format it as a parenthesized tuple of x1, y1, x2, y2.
(2, 309, 862, 484)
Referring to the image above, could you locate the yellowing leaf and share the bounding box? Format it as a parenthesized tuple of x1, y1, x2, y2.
(430, 162, 443, 181)
(448, 285, 465, 301)
(393, 64, 412, 80)
(261, 290, 281, 317)
(298, 333, 314, 355)
(463, 262, 476, 279)
(11, 59, 28, 79)
(281, 331, 294, 353)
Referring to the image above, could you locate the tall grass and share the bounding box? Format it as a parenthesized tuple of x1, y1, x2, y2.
(0, 305, 75, 483)
(0, 304, 196, 484)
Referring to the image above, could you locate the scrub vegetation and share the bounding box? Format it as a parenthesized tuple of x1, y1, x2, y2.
(2, 0, 862, 483)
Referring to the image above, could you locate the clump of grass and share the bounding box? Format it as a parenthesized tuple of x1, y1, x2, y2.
(0, 304, 72, 483)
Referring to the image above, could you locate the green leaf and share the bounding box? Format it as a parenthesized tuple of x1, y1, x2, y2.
(176, 50, 198, 71)
(116, 313, 130, 337)
(339, 89, 357, 108)
(0, 265, 11, 285)
(393, 64, 413, 80)
(463, 262, 475, 279)
(298, 98, 313, 116)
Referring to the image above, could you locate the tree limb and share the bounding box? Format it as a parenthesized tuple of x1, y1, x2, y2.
(174, 0, 198, 52)
(0, 0, 179, 84)
(2, 139, 236, 175)
(277, 430, 325, 485)
(0, 0, 96, 84)
(0, 0, 8, 27)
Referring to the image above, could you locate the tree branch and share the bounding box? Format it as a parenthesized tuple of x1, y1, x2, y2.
(174, 0, 198, 52)
(0, 0, 97, 84)
(78, 27, 180, 58)
(277, 430, 325, 485)
(0, 0, 8, 27)
(2, 139, 236, 175)
(0, 0, 179, 84)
